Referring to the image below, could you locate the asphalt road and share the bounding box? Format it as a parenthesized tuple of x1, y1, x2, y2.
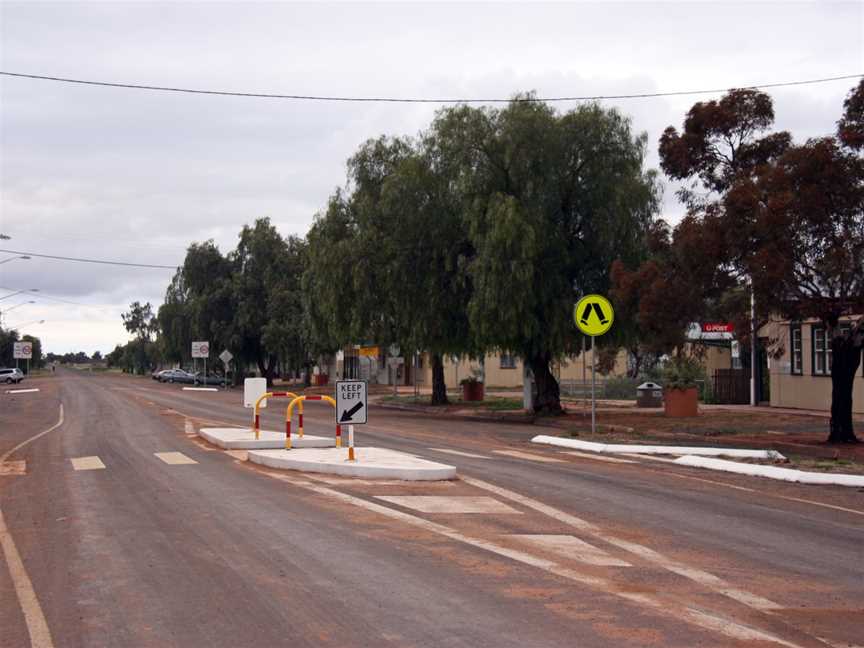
(1, 370, 862, 648)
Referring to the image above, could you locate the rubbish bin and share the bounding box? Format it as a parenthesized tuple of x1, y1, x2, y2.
(636, 382, 663, 407)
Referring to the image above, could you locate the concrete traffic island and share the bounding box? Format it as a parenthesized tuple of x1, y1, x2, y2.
(247, 447, 457, 481)
(199, 427, 335, 450)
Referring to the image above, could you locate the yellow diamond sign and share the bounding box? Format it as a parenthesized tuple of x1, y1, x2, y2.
(574, 294, 614, 337)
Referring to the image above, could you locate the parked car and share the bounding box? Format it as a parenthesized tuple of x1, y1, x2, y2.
(0, 367, 25, 384)
(152, 369, 172, 381)
(159, 369, 196, 384)
(194, 373, 227, 386)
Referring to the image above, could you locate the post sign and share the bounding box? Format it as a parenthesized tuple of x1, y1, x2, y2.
(387, 356, 405, 368)
(336, 380, 367, 425)
(219, 349, 233, 365)
(687, 322, 734, 341)
(13, 342, 32, 359)
(573, 294, 615, 438)
(358, 346, 379, 358)
(574, 295, 615, 337)
(191, 341, 210, 358)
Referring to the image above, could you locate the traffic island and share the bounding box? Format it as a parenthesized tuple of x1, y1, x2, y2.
(199, 427, 335, 450)
(247, 447, 457, 481)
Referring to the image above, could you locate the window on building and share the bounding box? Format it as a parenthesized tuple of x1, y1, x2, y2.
(790, 325, 802, 375)
(813, 324, 854, 376)
(500, 353, 517, 369)
(812, 326, 828, 375)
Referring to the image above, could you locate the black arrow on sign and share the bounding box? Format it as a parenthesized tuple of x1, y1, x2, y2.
(340, 401, 364, 422)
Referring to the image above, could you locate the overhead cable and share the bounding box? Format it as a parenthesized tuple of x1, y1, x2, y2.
(1, 71, 861, 104)
(0, 248, 177, 269)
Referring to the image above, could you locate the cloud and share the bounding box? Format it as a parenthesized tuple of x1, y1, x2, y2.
(1, 1, 861, 352)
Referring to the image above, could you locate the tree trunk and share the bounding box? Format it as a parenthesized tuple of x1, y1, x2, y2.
(430, 353, 449, 406)
(257, 353, 278, 387)
(529, 353, 563, 415)
(828, 332, 862, 443)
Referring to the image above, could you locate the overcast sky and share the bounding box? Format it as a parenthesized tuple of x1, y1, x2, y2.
(1, 1, 861, 355)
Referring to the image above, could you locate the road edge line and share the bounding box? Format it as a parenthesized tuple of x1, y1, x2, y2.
(0, 403, 63, 648)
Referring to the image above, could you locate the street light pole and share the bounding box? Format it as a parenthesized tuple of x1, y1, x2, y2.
(0, 255, 31, 265)
(0, 288, 39, 301)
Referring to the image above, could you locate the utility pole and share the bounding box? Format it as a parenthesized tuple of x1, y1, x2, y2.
(750, 284, 757, 406)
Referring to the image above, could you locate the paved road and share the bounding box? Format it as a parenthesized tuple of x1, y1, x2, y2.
(1, 370, 862, 647)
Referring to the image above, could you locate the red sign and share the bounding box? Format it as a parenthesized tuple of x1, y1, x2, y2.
(702, 323, 734, 333)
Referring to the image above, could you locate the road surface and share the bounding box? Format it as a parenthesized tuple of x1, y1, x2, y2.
(1, 370, 862, 647)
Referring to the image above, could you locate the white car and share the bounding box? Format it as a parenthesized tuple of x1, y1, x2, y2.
(0, 367, 25, 384)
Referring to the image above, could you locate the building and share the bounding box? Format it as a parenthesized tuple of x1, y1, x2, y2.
(761, 316, 864, 413)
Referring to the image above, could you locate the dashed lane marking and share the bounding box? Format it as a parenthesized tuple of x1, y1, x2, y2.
(70, 456, 106, 471)
(428, 448, 490, 459)
(510, 534, 632, 567)
(5, 388, 39, 394)
(0, 461, 26, 476)
(154, 452, 197, 465)
(493, 450, 565, 463)
(374, 495, 522, 514)
(562, 450, 636, 464)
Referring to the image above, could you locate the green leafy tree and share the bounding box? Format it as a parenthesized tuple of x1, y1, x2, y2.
(432, 97, 659, 413)
(121, 301, 159, 374)
(305, 136, 473, 404)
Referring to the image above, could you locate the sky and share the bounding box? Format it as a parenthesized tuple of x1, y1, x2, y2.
(1, 1, 862, 354)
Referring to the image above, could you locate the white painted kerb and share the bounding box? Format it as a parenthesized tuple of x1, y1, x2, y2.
(674, 455, 864, 487)
(199, 427, 334, 450)
(248, 447, 457, 481)
(532, 435, 785, 460)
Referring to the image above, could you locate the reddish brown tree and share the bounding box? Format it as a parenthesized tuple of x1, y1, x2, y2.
(651, 84, 864, 443)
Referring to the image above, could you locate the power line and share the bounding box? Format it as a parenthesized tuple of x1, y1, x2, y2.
(0, 248, 177, 269)
(1, 71, 861, 104)
(0, 286, 120, 310)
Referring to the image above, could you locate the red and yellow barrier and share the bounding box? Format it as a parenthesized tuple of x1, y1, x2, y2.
(286, 395, 342, 452)
(253, 391, 299, 440)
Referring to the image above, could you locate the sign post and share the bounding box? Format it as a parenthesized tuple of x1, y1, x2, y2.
(191, 341, 210, 385)
(574, 295, 615, 435)
(13, 342, 32, 372)
(219, 349, 233, 390)
(336, 380, 367, 461)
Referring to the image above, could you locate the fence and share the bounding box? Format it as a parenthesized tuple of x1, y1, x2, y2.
(712, 368, 750, 404)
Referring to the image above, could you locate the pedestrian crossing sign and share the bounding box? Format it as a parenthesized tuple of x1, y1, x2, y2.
(574, 294, 614, 336)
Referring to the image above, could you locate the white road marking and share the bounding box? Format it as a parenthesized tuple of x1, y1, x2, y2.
(461, 476, 782, 611)
(0, 404, 64, 465)
(0, 407, 62, 648)
(154, 451, 198, 465)
(182, 387, 218, 392)
(428, 448, 490, 459)
(0, 461, 26, 476)
(666, 472, 864, 515)
(510, 534, 632, 567)
(562, 450, 636, 464)
(5, 388, 40, 394)
(273, 475, 802, 648)
(70, 456, 106, 471)
(493, 450, 565, 463)
(184, 419, 196, 436)
(0, 508, 55, 648)
(375, 495, 522, 514)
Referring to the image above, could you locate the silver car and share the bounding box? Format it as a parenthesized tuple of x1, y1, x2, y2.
(0, 367, 25, 384)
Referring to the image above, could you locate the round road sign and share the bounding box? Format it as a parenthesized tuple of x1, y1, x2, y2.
(574, 294, 614, 337)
